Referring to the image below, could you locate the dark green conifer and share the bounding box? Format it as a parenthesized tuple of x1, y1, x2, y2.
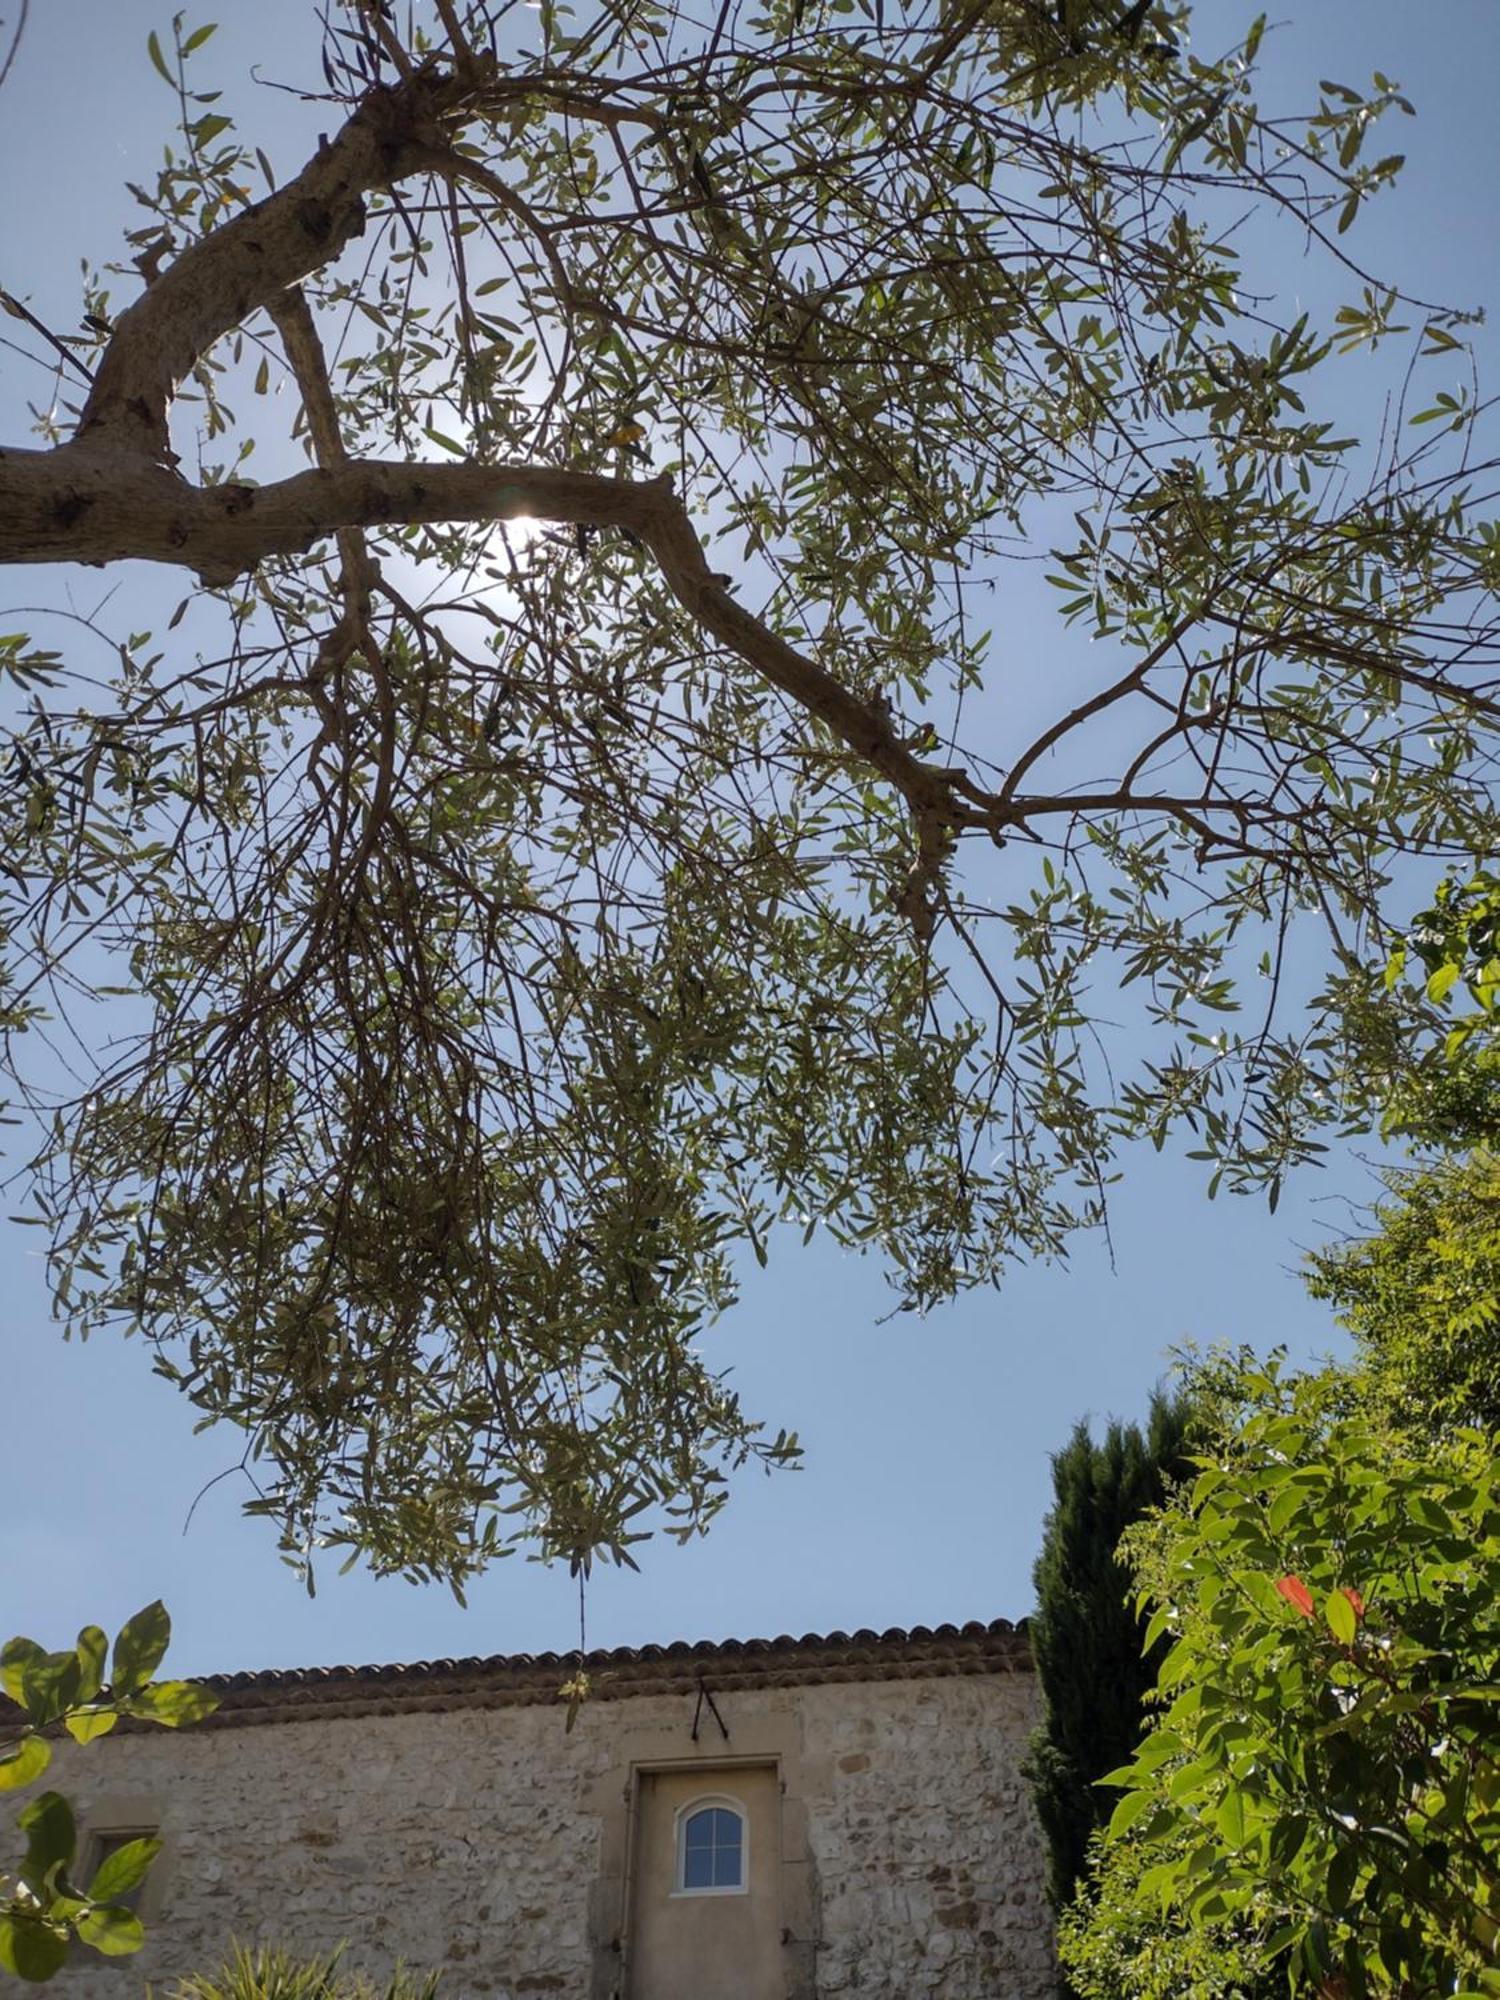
(1024, 1391, 1196, 1935)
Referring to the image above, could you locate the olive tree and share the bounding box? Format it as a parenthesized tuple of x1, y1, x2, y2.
(1, 0, 1498, 1585)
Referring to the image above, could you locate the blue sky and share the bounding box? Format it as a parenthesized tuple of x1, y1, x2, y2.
(1, 0, 1497, 1678)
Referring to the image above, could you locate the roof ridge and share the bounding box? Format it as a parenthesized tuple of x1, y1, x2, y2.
(0, 1618, 1032, 1735)
(203, 1616, 1031, 1690)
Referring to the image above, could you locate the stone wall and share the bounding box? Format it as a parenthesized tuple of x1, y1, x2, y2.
(798, 1678, 1049, 1997)
(42, 1668, 1052, 1998)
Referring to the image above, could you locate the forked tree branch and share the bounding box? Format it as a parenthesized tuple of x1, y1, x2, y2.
(0, 54, 1013, 914)
(0, 442, 1010, 865)
(4, 43, 1467, 934)
(265, 285, 380, 675)
(76, 63, 469, 456)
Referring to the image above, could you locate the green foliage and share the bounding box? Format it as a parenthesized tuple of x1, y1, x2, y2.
(1389, 870, 1500, 1024)
(5, 1, 1500, 1584)
(1056, 1819, 1279, 2000)
(1326, 968, 1500, 1156)
(1308, 1150, 1500, 1436)
(0, 1604, 216, 1984)
(1058, 1360, 1500, 2000)
(166, 1944, 438, 2000)
(1024, 1391, 1196, 1930)
(1337, 869, 1500, 1148)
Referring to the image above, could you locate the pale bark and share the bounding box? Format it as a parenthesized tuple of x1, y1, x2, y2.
(0, 55, 1021, 916)
(75, 66, 468, 457)
(2, 24, 1478, 911)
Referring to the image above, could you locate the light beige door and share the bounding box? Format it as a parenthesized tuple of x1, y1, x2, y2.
(628, 1765, 783, 1999)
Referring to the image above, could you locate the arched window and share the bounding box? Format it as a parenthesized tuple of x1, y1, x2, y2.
(674, 1795, 748, 1895)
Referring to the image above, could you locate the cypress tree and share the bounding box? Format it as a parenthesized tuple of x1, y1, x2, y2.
(1024, 1390, 1196, 1931)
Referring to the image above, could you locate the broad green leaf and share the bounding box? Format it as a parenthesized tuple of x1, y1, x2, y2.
(1425, 962, 1460, 1004)
(87, 1835, 161, 1904)
(1108, 1786, 1168, 1840)
(111, 1602, 170, 1697)
(63, 1707, 118, 1745)
(1325, 1587, 1357, 1645)
(1324, 1841, 1360, 1914)
(0, 1639, 44, 1708)
(74, 1626, 106, 1705)
(0, 1734, 51, 1791)
(125, 1679, 218, 1728)
(17, 1789, 76, 1891)
(76, 1903, 145, 1957)
(0, 1913, 69, 1982)
(2, 1645, 81, 1728)
(1213, 1787, 1249, 1848)
(1094, 1763, 1145, 1791)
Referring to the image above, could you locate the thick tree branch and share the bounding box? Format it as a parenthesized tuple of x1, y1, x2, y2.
(69, 57, 668, 464)
(76, 65, 467, 457)
(6, 46, 1011, 921)
(0, 443, 1006, 868)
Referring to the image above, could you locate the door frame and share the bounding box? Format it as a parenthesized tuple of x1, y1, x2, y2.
(585, 1713, 818, 2000)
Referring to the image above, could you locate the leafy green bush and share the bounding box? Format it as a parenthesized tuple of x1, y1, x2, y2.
(1057, 1818, 1278, 2000)
(166, 1944, 438, 1999)
(1, 1603, 216, 1982)
(1058, 1361, 1500, 2000)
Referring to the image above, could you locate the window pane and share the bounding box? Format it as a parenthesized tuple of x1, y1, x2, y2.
(711, 1834, 742, 1888)
(683, 1844, 715, 1890)
(680, 1805, 745, 1890)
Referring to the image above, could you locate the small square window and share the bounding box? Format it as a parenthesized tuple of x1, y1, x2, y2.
(85, 1828, 158, 1912)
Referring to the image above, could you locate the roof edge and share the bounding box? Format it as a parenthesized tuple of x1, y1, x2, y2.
(4, 1620, 1032, 1735)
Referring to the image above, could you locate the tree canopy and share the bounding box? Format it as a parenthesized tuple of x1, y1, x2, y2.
(2, 0, 1498, 1585)
(1309, 1149, 1500, 1439)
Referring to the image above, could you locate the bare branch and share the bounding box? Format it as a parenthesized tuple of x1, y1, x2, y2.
(265, 285, 379, 676)
(0, 287, 95, 386)
(0, 0, 28, 96)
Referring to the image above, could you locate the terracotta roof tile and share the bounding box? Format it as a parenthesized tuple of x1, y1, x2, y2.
(1, 1618, 1031, 1734)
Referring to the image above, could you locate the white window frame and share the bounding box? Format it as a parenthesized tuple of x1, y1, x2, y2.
(672, 1793, 749, 1898)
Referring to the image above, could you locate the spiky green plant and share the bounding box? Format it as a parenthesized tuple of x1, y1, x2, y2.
(162, 1943, 438, 2000)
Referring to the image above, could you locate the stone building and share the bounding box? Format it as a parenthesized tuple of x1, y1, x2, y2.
(42, 1618, 1053, 1998)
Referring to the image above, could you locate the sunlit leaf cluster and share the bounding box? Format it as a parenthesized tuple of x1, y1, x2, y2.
(1059, 1361, 1500, 2000)
(0, 1603, 216, 1983)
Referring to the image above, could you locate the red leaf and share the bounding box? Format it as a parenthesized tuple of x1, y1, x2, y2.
(1341, 1586, 1365, 1620)
(1276, 1574, 1315, 1618)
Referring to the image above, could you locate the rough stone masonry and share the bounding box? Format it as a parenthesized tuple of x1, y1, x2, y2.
(39, 1621, 1054, 1998)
